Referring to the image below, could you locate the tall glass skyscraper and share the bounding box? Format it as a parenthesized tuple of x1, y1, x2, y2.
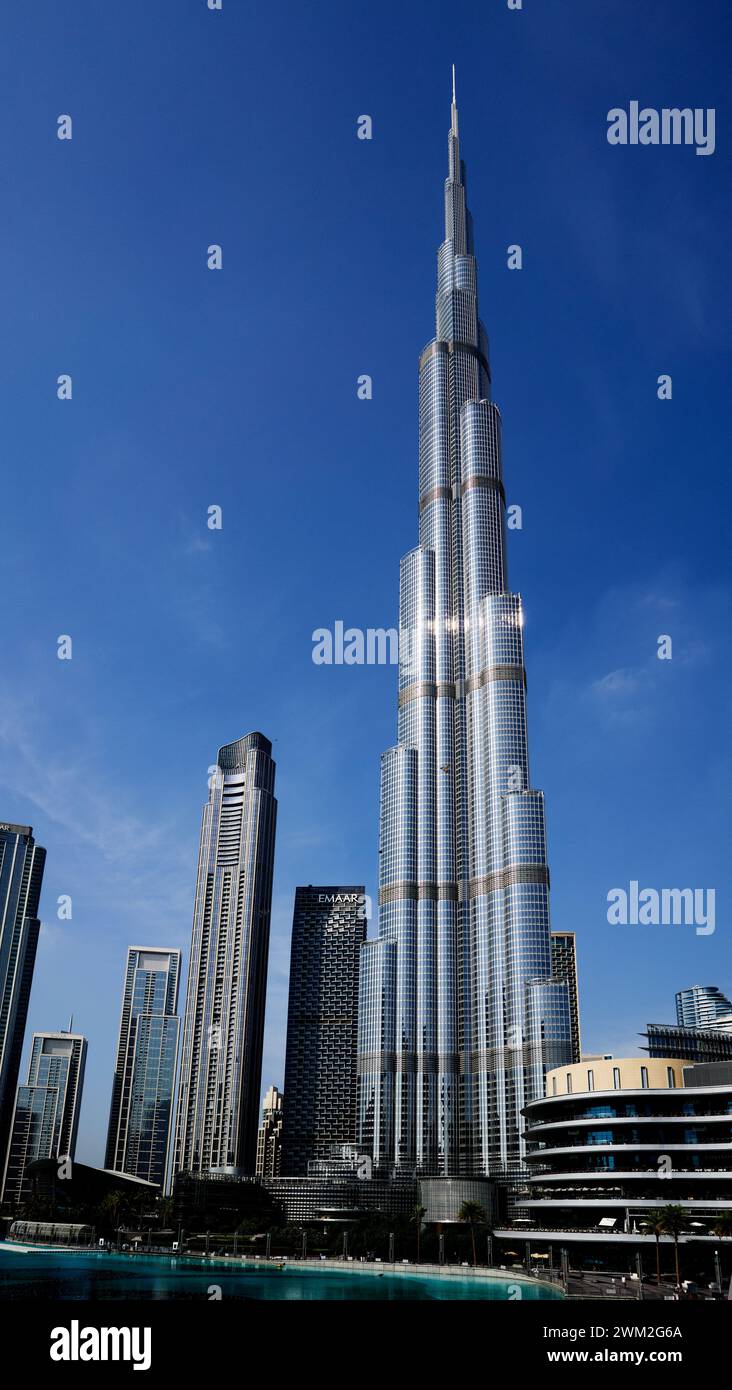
(357, 79, 572, 1179)
(551, 931, 582, 1064)
(105, 946, 181, 1187)
(0, 822, 46, 1169)
(1, 1029, 86, 1206)
(282, 887, 366, 1175)
(173, 734, 277, 1176)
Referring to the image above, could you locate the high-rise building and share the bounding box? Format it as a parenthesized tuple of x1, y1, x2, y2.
(173, 734, 277, 1176)
(255, 1085, 283, 1178)
(105, 946, 181, 1187)
(1, 1030, 86, 1206)
(676, 985, 732, 1030)
(551, 932, 582, 1064)
(282, 887, 365, 1175)
(0, 823, 46, 1167)
(357, 78, 572, 1179)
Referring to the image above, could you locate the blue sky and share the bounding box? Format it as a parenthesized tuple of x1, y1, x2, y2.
(1, 0, 730, 1165)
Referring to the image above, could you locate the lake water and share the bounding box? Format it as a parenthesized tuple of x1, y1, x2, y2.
(0, 1247, 562, 1301)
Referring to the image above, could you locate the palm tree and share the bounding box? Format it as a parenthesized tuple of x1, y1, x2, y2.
(157, 1197, 175, 1230)
(98, 1190, 129, 1243)
(712, 1213, 732, 1239)
(458, 1201, 487, 1267)
(660, 1206, 688, 1287)
(640, 1209, 668, 1287)
(410, 1205, 426, 1263)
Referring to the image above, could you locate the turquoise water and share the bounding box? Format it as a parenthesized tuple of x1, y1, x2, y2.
(0, 1248, 562, 1301)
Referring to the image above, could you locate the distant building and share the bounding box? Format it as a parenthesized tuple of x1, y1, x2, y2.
(105, 946, 181, 1187)
(676, 985, 732, 1030)
(262, 1146, 495, 1226)
(173, 734, 277, 1177)
(23, 1157, 159, 1216)
(0, 824, 46, 1167)
(255, 1086, 283, 1178)
(704, 1015, 732, 1034)
(643, 1022, 732, 1064)
(263, 1146, 418, 1224)
(551, 932, 582, 1063)
(282, 887, 366, 1175)
(171, 1169, 279, 1233)
(1, 1031, 87, 1206)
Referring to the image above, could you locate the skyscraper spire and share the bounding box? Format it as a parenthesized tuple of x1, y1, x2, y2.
(357, 84, 572, 1180)
(451, 63, 458, 135)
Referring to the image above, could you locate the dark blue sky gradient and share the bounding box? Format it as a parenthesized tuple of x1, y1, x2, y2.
(1, 0, 730, 1163)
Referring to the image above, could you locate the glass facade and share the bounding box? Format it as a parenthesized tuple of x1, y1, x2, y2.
(1, 1031, 87, 1206)
(282, 888, 366, 1175)
(550, 932, 581, 1063)
(358, 84, 571, 1178)
(511, 1067, 732, 1231)
(173, 734, 277, 1176)
(105, 947, 181, 1187)
(676, 985, 732, 1029)
(0, 823, 46, 1167)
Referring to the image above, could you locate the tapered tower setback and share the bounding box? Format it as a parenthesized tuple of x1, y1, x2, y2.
(358, 83, 572, 1178)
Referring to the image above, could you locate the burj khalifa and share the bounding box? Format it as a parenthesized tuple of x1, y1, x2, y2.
(357, 76, 572, 1178)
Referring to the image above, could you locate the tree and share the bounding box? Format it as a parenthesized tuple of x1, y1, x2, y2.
(660, 1206, 688, 1287)
(640, 1209, 668, 1287)
(97, 1189, 133, 1240)
(712, 1213, 732, 1239)
(157, 1197, 175, 1229)
(458, 1201, 487, 1267)
(410, 1205, 426, 1263)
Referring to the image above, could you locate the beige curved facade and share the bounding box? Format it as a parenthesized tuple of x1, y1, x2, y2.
(545, 1056, 687, 1097)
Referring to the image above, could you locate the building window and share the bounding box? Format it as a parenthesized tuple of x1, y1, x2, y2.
(587, 1069, 594, 1091)
(566, 1073, 572, 1094)
(552, 1077, 557, 1096)
(641, 1066, 649, 1089)
(667, 1066, 676, 1089)
(613, 1067, 621, 1090)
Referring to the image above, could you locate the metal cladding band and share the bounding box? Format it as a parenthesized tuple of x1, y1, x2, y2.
(357, 78, 571, 1179)
(420, 476, 505, 513)
(419, 338, 491, 377)
(399, 664, 525, 708)
(379, 865, 548, 907)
